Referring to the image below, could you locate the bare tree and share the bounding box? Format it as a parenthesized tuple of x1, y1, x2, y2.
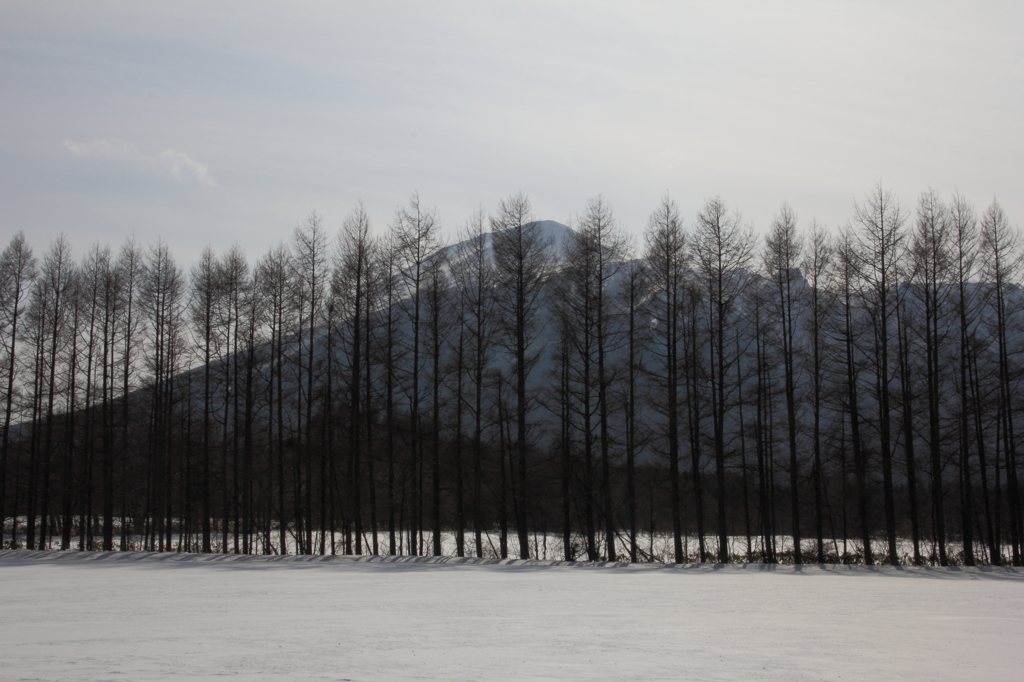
(141, 240, 185, 551)
(491, 192, 554, 560)
(424, 249, 451, 556)
(74, 245, 115, 549)
(362, 229, 382, 555)
(452, 209, 495, 558)
(853, 183, 907, 565)
(0, 232, 36, 546)
(763, 202, 805, 563)
(621, 256, 646, 562)
(60, 266, 83, 550)
(257, 243, 294, 554)
(561, 196, 628, 559)
(116, 238, 144, 550)
(912, 189, 953, 565)
(980, 199, 1023, 565)
(834, 226, 872, 564)
(238, 255, 263, 554)
(894, 252, 922, 566)
(190, 247, 220, 552)
(394, 193, 440, 555)
(801, 222, 832, 562)
(217, 245, 250, 553)
(292, 213, 329, 554)
(29, 236, 74, 549)
(557, 210, 600, 560)
(693, 196, 755, 562)
(750, 274, 776, 562)
(550, 302, 576, 559)
(643, 196, 687, 563)
(377, 232, 404, 555)
(336, 202, 375, 553)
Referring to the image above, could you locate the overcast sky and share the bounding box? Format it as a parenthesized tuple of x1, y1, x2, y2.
(2, 1, 1022, 265)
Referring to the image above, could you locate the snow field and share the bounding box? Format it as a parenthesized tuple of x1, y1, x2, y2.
(1, 550, 1022, 681)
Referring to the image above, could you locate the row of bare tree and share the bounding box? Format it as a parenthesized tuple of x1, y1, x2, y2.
(1, 186, 1021, 564)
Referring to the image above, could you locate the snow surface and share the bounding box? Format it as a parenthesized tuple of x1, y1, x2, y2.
(1, 551, 1022, 681)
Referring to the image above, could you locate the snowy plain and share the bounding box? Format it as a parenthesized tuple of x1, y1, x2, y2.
(1, 550, 1022, 681)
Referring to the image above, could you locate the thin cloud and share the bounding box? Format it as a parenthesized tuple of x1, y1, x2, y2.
(64, 138, 216, 187)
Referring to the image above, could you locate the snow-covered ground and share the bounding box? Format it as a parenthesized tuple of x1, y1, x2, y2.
(1, 550, 1022, 681)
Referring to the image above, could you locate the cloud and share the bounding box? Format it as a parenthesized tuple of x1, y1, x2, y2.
(155, 149, 215, 186)
(64, 137, 216, 187)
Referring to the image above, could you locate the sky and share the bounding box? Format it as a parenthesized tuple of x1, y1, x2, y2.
(2, 1, 1022, 266)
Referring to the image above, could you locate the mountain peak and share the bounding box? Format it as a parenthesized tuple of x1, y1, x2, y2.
(439, 220, 571, 265)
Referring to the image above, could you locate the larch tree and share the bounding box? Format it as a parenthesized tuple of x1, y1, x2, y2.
(0, 232, 36, 546)
(394, 193, 440, 555)
(643, 196, 687, 563)
(834, 225, 872, 564)
(912, 189, 953, 566)
(853, 184, 907, 565)
(452, 209, 495, 558)
(190, 247, 220, 553)
(491, 192, 554, 560)
(424, 247, 451, 556)
(562, 196, 629, 559)
(980, 199, 1023, 565)
(336, 202, 375, 554)
(948, 194, 980, 565)
(140, 240, 185, 552)
(801, 221, 832, 563)
(693, 196, 755, 562)
(378, 231, 404, 555)
(75, 245, 114, 549)
(116, 238, 144, 551)
(558, 208, 600, 560)
(763, 202, 805, 563)
(292, 213, 328, 554)
(32, 235, 75, 549)
(621, 256, 647, 562)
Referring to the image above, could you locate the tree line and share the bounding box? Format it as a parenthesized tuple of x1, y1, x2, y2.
(1, 185, 1021, 565)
